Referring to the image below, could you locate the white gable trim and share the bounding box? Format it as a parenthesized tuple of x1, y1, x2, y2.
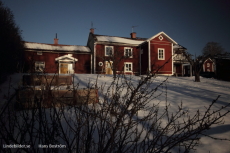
(55, 54, 78, 62)
(144, 32, 178, 45)
(204, 58, 214, 64)
(148, 41, 151, 72)
(171, 43, 173, 75)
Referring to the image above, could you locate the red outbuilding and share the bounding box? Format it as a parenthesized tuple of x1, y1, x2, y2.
(203, 58, 215, 72)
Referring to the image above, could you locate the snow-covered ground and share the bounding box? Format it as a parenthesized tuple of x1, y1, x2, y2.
(73, 74, 230, 153)
(1, 73, 230, 152)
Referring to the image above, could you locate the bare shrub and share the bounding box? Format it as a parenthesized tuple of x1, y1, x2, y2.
(0, 72, 229, 153)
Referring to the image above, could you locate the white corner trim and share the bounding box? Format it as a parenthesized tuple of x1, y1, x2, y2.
(148, 40, 151, 72)
(94, 44, 96, 74)
(171, 43, 173, 75)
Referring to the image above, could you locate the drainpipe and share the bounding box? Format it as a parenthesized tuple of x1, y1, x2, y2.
(91, 53, 92, 74)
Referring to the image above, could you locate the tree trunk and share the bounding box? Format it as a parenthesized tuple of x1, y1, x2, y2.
(113, 68, 116, 79)
(195, 73, 200, 82)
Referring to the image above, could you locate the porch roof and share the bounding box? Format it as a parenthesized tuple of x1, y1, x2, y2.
(55, 54, 78, 62)
(173, 44, 187, 50)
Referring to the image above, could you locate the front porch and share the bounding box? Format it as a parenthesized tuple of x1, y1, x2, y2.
(55, 54, 78, 74)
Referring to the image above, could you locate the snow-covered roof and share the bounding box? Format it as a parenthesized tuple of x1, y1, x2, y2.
(95, 35, 145, 45)
(24, 42, 91, 52)
(173, 44, 187, 50)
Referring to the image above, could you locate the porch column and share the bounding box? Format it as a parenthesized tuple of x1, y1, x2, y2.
(190, 64, 192, 77)
(182, 64, 184, 76)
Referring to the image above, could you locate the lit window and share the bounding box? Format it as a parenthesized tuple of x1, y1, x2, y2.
(124, 47, 133, 58)
(158, 48, 165, 60)
(105, 46, 113, 56)
(124, 62, 132, 72)
(35, 61, 45, 72)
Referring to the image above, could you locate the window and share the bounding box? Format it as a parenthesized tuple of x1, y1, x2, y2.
(35, 61, 45, 72)
(59, 63, 74, 74)
(124, 62, 132, 72)
(124, 47, 133, 58)
(37, 52, 42, 55)
(105, 46, 113, 56)
(158, 48, 165, 60)
(207, 63, 210, 67)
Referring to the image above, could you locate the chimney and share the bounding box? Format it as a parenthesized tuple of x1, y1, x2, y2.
(130, 32, 136, 39)
(90, 28, 94, 34)
(54, 33, 58, 45)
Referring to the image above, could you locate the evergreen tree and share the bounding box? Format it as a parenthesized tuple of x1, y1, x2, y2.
(0, 1, 25, 82)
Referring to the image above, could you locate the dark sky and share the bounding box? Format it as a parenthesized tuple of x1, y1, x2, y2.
(3, 0, 230, 56)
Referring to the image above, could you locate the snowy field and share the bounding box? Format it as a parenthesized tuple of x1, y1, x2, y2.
(0, 73, 230, 153)
(74, 74, 230, 153)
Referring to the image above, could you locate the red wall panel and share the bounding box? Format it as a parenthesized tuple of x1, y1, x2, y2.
(24, 51, 91, 74)
(95, 44, 140, 75)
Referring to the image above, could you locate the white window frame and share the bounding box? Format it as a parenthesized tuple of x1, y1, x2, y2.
(35, 61, 45, 72)
(124, 47, 133, 58)
(59, 62, 74, 74)
(158, 48, 165, 60)
(207, 63, 210, 67)
(124, 62, 133, 72)
(37, 51, 42, 55)
(105, 46, 113, 56)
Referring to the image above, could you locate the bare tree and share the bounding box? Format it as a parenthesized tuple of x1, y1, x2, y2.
(182, 42, 225, 82)
(202, 42, 225, 57)
(181, 50, 211, 82)
(0, 66, 230, 152)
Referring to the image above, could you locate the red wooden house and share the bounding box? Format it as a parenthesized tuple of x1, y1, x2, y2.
(24, 38, 91, 74)
(87, 29, 145, 75)
(87, 29, 188, 76)
(24, 29, 189, 76)
(139, 32, 189, 75)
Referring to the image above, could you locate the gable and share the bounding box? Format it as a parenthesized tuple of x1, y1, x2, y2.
(204, 58, 214, 64)
(143, 32, 178, 45)
(150, 34, 172, 44)
(55, 54, 78, 62)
